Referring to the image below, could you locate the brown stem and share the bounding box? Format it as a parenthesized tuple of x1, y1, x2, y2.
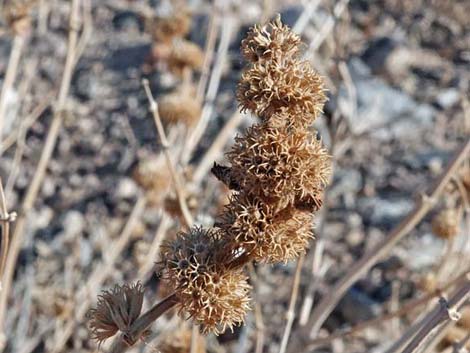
(400, 277, 470, 353)
(110, 293, 178, 353)
(305, 138, 470, 339)
(142, 79, 194, 228)
(0, 0, 83, 345)
(305, 268, 470, 348)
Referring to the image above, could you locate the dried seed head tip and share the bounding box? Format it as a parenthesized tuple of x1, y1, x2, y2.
(88, 282, 144, 344)
(241, 15, 301, 62)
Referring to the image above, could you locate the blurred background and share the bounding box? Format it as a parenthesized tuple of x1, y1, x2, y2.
(0, 0, 469, 352)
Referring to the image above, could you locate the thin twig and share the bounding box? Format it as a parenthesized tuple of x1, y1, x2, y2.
(306, 138, 470, 339)
(142, 79, 194, 227)
(192, 111, 244, 184)
(0, 180, 15, 281)
(52, 195, 147, 352)
(0, 35, 25, 144)
(0, 95, 53, 155)
(196, 2, 219, 102)
(279, 255, 305, 353)
(306, 268, 470, 348)
(182, 5, 234, 164)
(400, 278, 470, 353)
(0, 0, 83, 344)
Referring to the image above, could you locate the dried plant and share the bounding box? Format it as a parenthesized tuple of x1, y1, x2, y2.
(158, 88, 202, 126)
(3, 0, 35, 35)
(151, 10, 191, 43)
(88, 282, 144, 344)
(159, 227, 251, 334)
(89, 15, 331, 348)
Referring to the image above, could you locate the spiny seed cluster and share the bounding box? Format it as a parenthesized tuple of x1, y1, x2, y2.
(159, 227, 250, 334)
(90, 16, 332, 343)
(88, 283, 144, 344)
(215, 15, 331, 263)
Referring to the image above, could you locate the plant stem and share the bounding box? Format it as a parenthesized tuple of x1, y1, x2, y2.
(0, 35, 24, 146)
(142, 79, 194, 228)
(0, 1, 83, 345)
(279, 255, 304, 353)
(110, 294, 178, 353)
(305, 138, 470, 339)
(400, 277, 470, 353)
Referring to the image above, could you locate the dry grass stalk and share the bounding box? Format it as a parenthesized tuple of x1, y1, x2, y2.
(0, 0, 85, 345)
(0, 179, 16, 283)
(304, 138, 470, 339)
(142, 79, 194, 227)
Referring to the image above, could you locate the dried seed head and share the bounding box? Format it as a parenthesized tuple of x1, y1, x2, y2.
(168, 39, 204, 75)
(3, 0, 35, 35)
(241, 15, 301, 62)
(159, 227, 251, 334)
(432, 208, 460, 239)
(158, 90, 201, 126)
(151, 10, 191, 43)
(133, 154, 170, 190)
(226, 125, 331, 210)
(218, 193, 314, 263)
(237, 58, 326, 123)
(88, 282, 145, 344)
(133, 154, 171, 205)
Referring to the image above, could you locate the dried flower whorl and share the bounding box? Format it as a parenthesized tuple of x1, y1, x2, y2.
(224, 125, 331, 211)
(218, 193, 314, 263)
(213, 16, 331, 263)
(237, 59, 326, 124)
(237, 16, 326, 126)
(151, 10, 191, 43)
(241, 16, 301, 63)
(158, 90, 202, 126)
(159, 227, 251, 334)
(88, 283, 144, 344)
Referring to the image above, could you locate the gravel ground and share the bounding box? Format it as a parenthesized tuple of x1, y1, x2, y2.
(0, 0, 468, 352)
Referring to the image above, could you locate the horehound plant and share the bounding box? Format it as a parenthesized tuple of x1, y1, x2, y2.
(88, 16, 331, 350)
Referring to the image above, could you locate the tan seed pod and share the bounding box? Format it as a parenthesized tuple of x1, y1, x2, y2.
(237, 58, 326, 122)
(168, 39, 204, 76)
(225, 124, 331, 210)
(159, 227, 251, 334)
(151, 10, 192, 43)
(158, 90, 201, 126)
(88, 282, 145, 344)
(241, 15, 301, 62)
(3, 0, 35, 35)
(133, 154, 169, 190)
(431, 208, 460, 239)
(218, 193, 314, 263)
